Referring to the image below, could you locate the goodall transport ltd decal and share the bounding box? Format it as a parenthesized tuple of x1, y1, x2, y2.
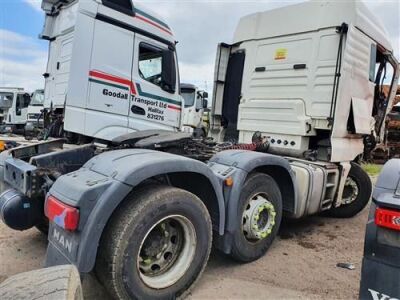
(88, 70, 181, 124)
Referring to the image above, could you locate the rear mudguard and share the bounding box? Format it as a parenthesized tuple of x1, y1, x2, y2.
(46, 149, 296, 272)
(46, 149, 225, 273)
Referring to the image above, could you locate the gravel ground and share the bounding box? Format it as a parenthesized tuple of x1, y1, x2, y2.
(0, 204, 369, 299)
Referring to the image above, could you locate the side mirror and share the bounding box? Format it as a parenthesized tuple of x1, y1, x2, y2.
(202, 99, 208, 109)
(203, 91, 208, 99)
(161, 49, 176, 93)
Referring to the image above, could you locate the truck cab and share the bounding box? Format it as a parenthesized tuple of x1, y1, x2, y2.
(26, 89, 45, 127)
(0, 87, 31, 130)
(210, 1, 399, 163)
(40, 0, 182, 141)
(181, 83, 208, 136)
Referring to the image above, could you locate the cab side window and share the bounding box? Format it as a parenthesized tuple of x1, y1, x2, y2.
(23, 94, 31, 107)
(16, 94, 30, 115)
(139, 44, 163, 87)
(16, 94, 23, 115)
(369, 44, 377, 82)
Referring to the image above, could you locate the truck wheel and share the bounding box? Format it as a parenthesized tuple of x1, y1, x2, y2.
(230, 173, 282, 262)
(0, 265, 83, 300)
(326, 162, 372, 218)
(95, 185, 212, 300)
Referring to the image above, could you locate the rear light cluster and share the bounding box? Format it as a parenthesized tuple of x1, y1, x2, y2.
(375, 207, 400, 231)
(45, 195, 79, 231)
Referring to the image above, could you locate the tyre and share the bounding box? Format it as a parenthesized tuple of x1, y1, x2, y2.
(326, 162, 372, 218)
(95, 185, 212, 300)
(230, 172, 282, 262)
(0, 265, 83, 300)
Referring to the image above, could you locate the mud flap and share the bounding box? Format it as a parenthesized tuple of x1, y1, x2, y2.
(359, 257, 400, 299)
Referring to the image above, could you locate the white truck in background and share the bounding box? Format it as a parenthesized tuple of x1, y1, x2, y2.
(181, 83, 209, 137)
(0, 1, 398, 299)
(24, 89, 45, 138)
(26, 89, 45, 128)
(0, 87, 30, 132)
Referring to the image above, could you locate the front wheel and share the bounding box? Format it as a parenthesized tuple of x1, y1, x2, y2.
(326, 162, 372, 218)
(95, 185, 212, 300)
(230, 172, 283, 262)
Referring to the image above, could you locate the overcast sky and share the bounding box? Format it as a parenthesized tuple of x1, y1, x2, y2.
(0, 0, 399, 92)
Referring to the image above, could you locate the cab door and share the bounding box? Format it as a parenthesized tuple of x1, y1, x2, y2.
(14, 93, 30, 124)
(84, 18, 134, 137)
(129, 34, 181, 131)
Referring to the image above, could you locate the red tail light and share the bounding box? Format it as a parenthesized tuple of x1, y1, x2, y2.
(375, 207, 400, 231)
(45, 195, 79, 231)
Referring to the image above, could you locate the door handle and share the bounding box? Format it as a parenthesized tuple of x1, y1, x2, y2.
(131, 105, 145, 115)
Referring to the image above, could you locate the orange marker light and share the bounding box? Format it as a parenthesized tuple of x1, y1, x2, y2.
(224, 177, 234, 187)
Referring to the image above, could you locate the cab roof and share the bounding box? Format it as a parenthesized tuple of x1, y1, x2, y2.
(41, 1, 175, 44)
(233, 0, 392, 52)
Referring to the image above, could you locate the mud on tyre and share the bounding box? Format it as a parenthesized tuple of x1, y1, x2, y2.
(0, 265, 83, 300)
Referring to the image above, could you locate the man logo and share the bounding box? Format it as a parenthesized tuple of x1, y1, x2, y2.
(53, 228, 72, 253)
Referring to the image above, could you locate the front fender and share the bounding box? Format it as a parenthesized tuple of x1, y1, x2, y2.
(47, 149, 225, 273)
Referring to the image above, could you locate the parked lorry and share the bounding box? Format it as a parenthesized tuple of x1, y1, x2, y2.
(0, 0, 398, 299)
(0, 87, 30, 131)
(181, 83, 208, 137)
(26, 89, 45, 129)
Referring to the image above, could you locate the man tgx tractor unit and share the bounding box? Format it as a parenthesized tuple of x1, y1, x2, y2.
(0, 0, 398, 299)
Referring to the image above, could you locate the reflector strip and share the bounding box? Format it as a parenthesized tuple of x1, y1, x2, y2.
(45, 195, 79, 231)
(375, 207, 400, 231)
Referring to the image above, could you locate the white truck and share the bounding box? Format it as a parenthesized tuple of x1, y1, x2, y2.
(24, 89, 45, 138)
(0, 87, 31, 131)
(181, 83, 208, 137)
(0, 0, 398, 299)
(26, 89, 45, 128)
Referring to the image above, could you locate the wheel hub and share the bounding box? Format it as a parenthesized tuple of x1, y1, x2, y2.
(342, 177, 359, 204)
(137, 215, 197, 289)
(243, 194, 276, 241)
(139, 220, 181, 277)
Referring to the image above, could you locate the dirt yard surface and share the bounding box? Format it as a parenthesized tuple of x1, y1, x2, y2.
(0, 203, 369, 299)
